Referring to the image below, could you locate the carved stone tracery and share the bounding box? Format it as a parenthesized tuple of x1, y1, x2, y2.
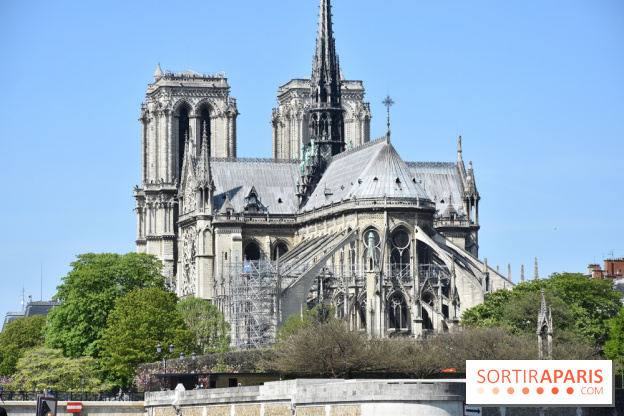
(181, 227, 197, 296)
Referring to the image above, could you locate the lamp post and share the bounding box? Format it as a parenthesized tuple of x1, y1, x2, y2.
(157, 343, 174, 390)
(180, 351, 197, 373)
(81, 377, 85, 400)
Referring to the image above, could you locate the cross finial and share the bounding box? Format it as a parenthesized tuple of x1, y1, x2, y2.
(382, 94, 394, 137)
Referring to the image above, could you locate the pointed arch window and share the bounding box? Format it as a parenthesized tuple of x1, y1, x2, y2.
(334, 293, 345, 320)
(390, 228, 411, 279)
(388, 293, 409, 331)
(178, 106, 190, 180)
(199, 107, 211, 156)
(244, 241, 261, 261)
(272, 242, 288, 260)
(358, 298, 367, 330)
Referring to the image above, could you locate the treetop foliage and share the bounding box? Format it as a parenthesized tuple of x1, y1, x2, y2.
(0, 315, 46, 376)
(99, 287, 196, 387)
(604, 306, 624, 363)
(461, 272, 622, 345)
(45, 253, 165, 359)
(176, 296, 231, 354)
(5, 346, 104, 393)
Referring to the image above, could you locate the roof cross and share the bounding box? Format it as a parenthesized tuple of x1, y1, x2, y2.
(382, 94, 394, 136)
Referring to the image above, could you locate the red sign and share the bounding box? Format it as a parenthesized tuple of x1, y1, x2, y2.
(66, 402, 82, 413)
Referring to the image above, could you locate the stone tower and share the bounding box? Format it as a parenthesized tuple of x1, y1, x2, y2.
(134, 65, 238, 281)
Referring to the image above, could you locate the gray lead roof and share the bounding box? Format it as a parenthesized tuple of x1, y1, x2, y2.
(207, 143, 465, 217)
(304, 138, 429, 211)
(405, 161, 464, 216)
(211, 159, 299, 214)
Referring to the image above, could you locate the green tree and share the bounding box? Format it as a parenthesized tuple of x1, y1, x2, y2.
(46, 253, 165, 359)
(176, 296, 231, 354)
(0, 315, 46, 376)
(461, 272, 622, 346)
(99, 287, 196, 387)
(7, 347, 103, 393)
(604, 307, 624, 366)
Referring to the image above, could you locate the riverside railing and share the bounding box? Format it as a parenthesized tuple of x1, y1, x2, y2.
(0, 390, 144, 402)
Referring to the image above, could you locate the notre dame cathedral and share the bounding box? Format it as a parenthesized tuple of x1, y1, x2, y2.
(133, 0, 513, 349)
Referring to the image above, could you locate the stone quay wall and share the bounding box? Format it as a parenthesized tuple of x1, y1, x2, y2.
(144, 379, 466, 416)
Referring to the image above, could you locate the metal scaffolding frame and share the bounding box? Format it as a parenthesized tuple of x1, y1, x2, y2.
(224, 259, 451, 350)
(226, 260, 279, 350)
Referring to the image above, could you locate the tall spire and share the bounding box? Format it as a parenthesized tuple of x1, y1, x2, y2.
(311, 0, 341, 106)
(457, 135, 465, 169)
(308, 0, 344, 161)
(534, 257, 539, 281)
(299, 0, 346, 206)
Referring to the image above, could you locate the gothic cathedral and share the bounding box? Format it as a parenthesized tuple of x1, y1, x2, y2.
(134, 0, 513, 349)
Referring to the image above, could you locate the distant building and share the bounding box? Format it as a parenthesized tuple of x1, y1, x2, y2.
(587, 258, 624, 302)
(1, 300, 59, 331)
(587, 258, 624, 280)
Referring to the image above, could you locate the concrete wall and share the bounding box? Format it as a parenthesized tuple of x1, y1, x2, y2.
(0, 401, 144, 416)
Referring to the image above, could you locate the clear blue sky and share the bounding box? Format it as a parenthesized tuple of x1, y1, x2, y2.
(1, 0, 622, 323)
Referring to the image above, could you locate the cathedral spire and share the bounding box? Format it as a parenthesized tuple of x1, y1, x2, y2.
(299, 0, 346, 206)
(308, 0, 344, 161)
(311, 0, 340, 106)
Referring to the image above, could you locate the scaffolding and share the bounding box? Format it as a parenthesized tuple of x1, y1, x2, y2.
(226, 260, 279, 350)
(224, 260, 451, 350)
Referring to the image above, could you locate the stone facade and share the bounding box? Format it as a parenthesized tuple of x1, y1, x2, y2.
(271, 78, 371, 160)
(134, 67, 238, 280)
(133, 0, 512, 347)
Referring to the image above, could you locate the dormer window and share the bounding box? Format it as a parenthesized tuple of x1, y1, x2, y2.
(244, 186, 262, 213)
